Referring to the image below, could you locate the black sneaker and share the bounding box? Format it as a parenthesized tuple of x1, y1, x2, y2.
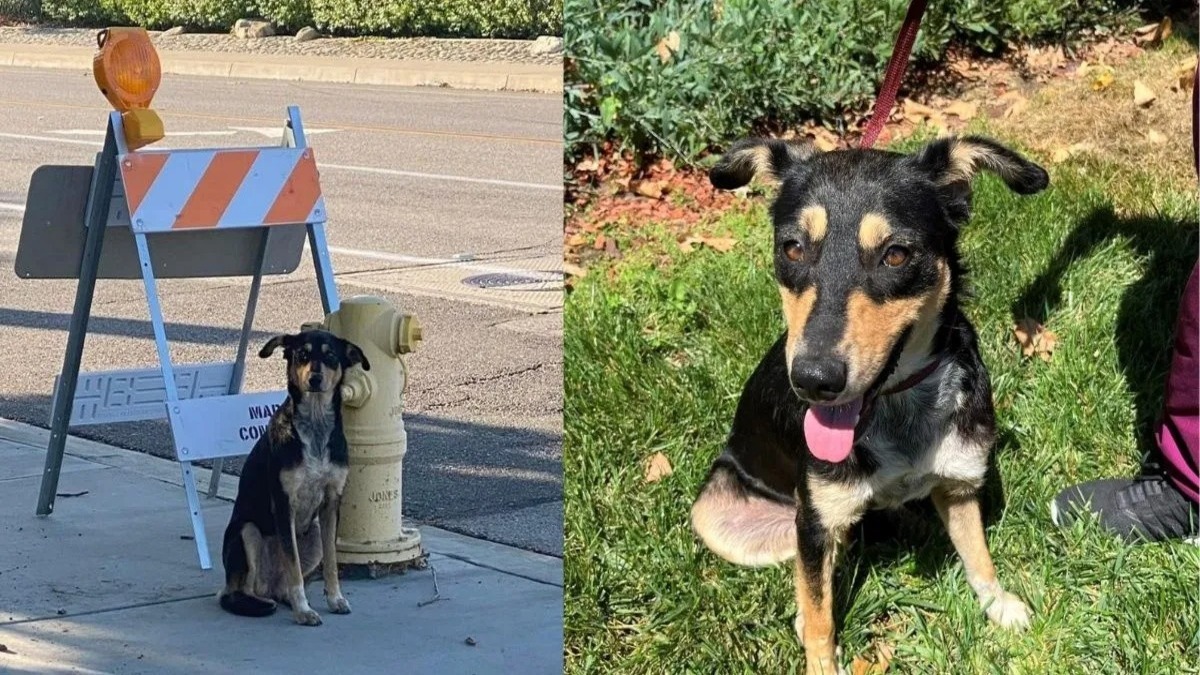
(1051, 468, 1199, 544)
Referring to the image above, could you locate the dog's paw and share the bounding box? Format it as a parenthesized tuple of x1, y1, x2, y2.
(327, 595, 351, 614)
(793, 613, 805, 639)
(804, 656, 846, 675)
(294, 608, 323, 626)
(984, 591, 1030, 631)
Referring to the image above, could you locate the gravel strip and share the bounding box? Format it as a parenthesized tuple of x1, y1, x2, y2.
(0, 25, 561, 66)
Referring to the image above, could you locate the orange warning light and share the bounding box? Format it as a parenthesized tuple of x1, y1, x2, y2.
(93, 27, 164, 149)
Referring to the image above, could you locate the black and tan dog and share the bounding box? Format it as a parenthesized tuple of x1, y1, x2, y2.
(218, 329, 369, 626)
(691, 135, 1048, 673)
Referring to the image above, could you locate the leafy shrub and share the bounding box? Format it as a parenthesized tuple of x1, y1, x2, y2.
(35, 0, 559, 37)
(565, 0, 1138, 162)
(165, 0, 255, 30)
(41, 0, 126, 24)
(310, 0, 559, 38)
(255, 0, 312, 31)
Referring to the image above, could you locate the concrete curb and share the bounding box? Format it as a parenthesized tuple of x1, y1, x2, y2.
(0, 417, 562, 586)
(0, 42, 562, 93)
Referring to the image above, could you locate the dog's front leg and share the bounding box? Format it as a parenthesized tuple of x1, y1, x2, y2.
(275, 494, 321, 626)
(319, 491, 350, 614)
(795, 517, 846, 675)
(932, 484, 1030, 630)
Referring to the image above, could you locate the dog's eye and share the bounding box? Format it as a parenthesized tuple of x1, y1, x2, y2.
(782, 240, 804, 262)
(882, 245, 910, 268)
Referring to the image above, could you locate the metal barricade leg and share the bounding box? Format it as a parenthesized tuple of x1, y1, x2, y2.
(208, 227, 271, 498)
(36, 124, 118, 516)
(133, 231, 212, 569)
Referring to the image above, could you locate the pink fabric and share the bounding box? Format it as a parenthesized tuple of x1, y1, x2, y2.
(1157, 262, 1199, 504)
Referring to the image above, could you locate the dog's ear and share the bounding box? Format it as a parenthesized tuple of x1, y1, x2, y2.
(910, 135, 1049, 223)
(710, 138, 815, 190)
(341, 340, 370, 371)
(258, 334, 297, 359)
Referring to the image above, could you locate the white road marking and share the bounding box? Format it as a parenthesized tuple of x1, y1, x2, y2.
(0, 200, 553, 277)
(319, 243, 554, 276)
(320, 163, 561, 192)
(0, 132, 558, 191)
(0, 131, 102, 146)
(229, 126, 341, 138)
(49, 129, 237, 137)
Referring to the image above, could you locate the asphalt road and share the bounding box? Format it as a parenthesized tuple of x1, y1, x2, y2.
(0, 67, 564, 555)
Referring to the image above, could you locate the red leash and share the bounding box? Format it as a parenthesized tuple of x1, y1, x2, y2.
(859, 0, 930, 149)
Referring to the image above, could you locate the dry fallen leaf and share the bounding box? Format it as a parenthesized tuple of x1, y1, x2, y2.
(698, 235, 737, 253)
(593, 233, 607, 251)
(1013, 318, 1059, 361)
(850, 641, 895, 674)
(943, 100, 978, 120)
(655, 31, 680, 64)
(1090, 65, 1115, 91)
(1176, 57, 1197, 91)
(644, 452, 673, 483)
(1133, 17, 1172, 46)
(576, 156, 601, 172)
(563, 262, 588, 279)
(635, 180, 666, 199)
(809, 126, 839, 152)
(1133, 80, 1157, 107)
(902, 99, 941, 121)
(680, 235, 737, 253)
(1146, 129, 1167, 144)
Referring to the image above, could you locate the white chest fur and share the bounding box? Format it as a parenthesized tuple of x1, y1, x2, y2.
(862, 429, 989, 508)
(282, 455, 348, 531)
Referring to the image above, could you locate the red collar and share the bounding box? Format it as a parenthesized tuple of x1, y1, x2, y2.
(882, 357, 942, 396)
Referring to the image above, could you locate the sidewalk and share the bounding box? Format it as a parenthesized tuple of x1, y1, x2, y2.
(0, 418, 563, 674)
(0, 42, 561, 93)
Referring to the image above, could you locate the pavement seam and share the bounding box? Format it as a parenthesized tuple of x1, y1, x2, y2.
(433, 553, 562, 588)
(1, 593, 213, 627)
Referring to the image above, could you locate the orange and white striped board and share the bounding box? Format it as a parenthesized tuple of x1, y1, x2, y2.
(118, 147, 325, 233)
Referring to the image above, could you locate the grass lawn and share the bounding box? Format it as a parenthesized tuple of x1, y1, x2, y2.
(564, 106, 1199, 673)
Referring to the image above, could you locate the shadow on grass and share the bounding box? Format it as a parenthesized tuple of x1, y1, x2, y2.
(1012, 206, 1198, 457)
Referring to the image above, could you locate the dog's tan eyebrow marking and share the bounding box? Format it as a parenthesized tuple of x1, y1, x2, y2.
(798, 205, 827, 243)
(858, 213, 891, 250)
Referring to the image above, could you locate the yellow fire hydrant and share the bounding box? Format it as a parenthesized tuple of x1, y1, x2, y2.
(307, 295, 424, 567)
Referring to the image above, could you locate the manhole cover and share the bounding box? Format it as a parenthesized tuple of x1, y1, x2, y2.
(462, 270, 562, 292)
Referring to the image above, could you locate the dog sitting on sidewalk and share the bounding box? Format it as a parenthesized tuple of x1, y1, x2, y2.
(218, 330, 369, 626)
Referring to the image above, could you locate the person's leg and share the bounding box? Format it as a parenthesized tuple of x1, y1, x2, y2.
(1156, 262, 1199, 503)
(1052, 262, 1200, 543)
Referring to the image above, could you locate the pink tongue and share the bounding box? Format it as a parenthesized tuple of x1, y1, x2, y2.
(803, 398, 863, 463)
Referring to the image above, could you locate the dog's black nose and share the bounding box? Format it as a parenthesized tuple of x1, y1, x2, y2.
(308, 376, 323, 389)
(790, 359, 847, 401)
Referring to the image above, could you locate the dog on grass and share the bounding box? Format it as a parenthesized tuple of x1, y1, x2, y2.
(690, 135, 1049, 673)
(218, 329, 369, 626)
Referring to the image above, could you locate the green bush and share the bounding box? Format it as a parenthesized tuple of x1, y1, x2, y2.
(35, 0, 559, 37)
(565, 0, 1138, 162)
(311, 0, 559, 38)
(41, 0, 126, 24)
(256, 0, 312, 31)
